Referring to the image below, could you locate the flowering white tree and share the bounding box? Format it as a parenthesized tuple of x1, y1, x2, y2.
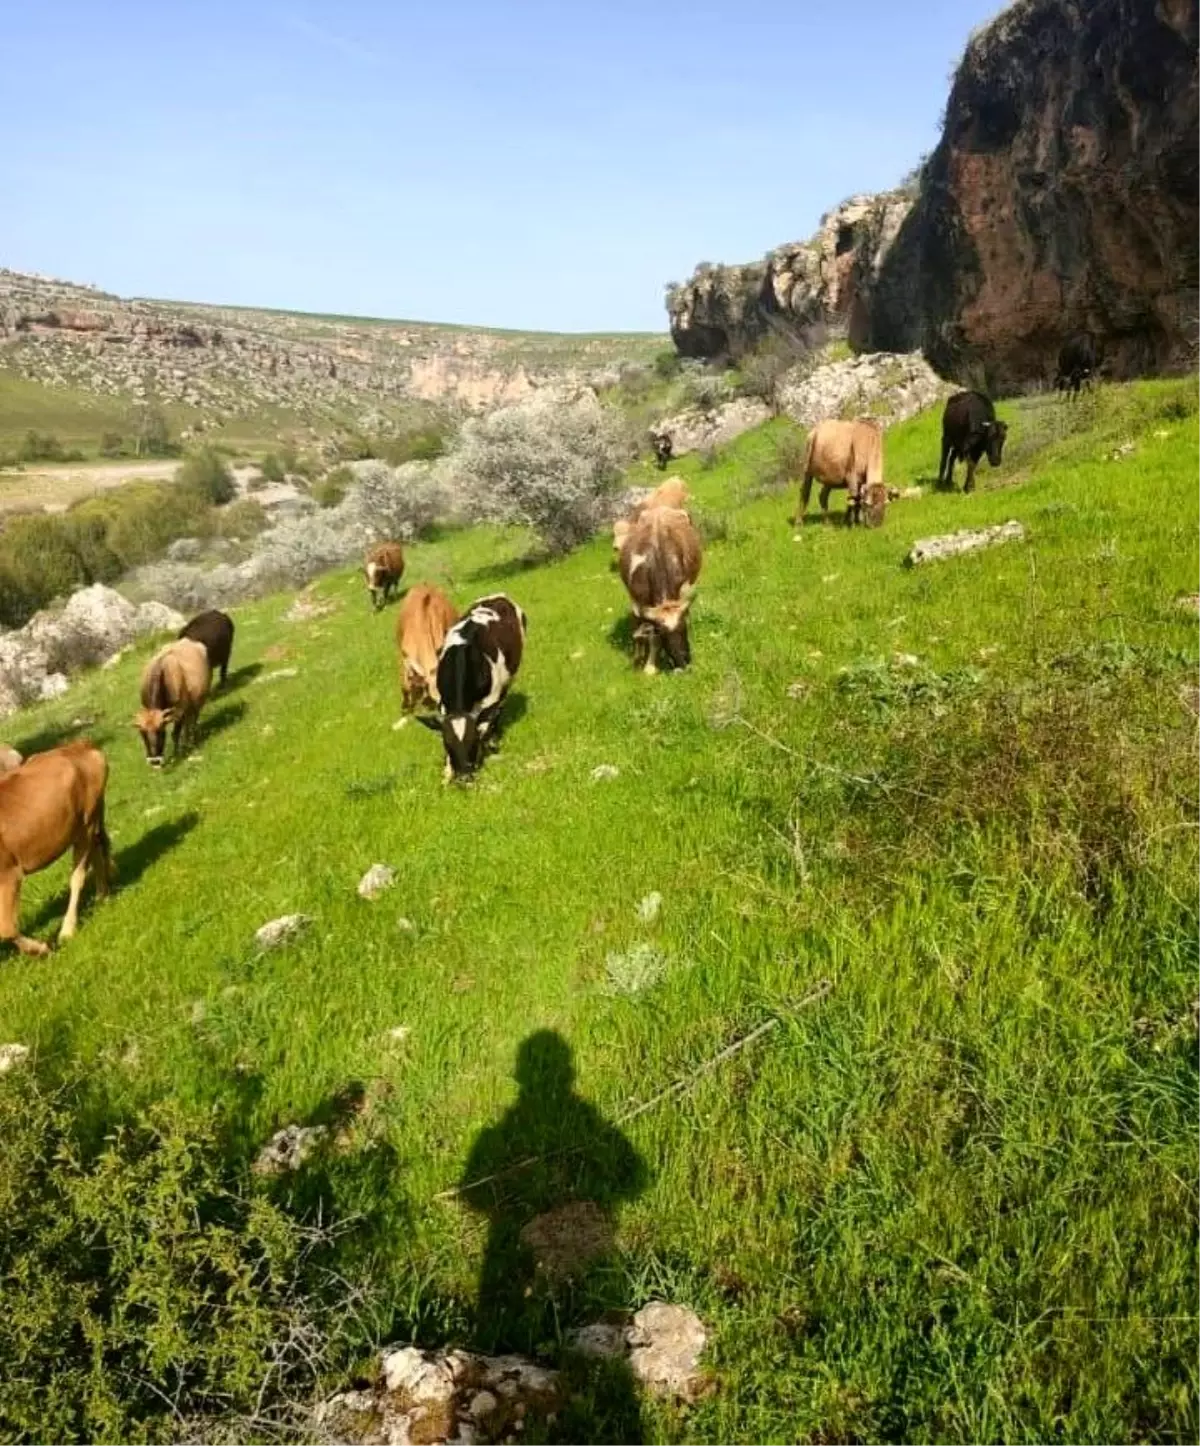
(449, 390, 626, 555)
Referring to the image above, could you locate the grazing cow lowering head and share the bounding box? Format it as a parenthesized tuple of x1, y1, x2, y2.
(417, 594, 526, 781)
(651, 431, 673, 470)
(134, 639, 211, 767)
(619, 506, 702, 673)
(365, 542, 405, 611)
(795, 419, 886, 527)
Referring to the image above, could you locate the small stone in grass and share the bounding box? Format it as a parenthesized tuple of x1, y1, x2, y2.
(357, 863, 396, 900)
(387, 1025, 410, 1043)
(255, 914, 312, 950)
(396, 917, 416, 933)
(637, 891, 662, 924)
(0, 1043, 30, 1074)
(591, 763, 619, 782)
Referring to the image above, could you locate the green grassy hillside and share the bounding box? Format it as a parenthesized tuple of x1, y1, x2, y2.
(1, 380, 1196, 1442)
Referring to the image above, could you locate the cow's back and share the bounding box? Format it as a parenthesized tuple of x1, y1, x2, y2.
(0, 741, 106, 872)
(620, 507, 701, 611)
(179, 610, 234, 667)
(398, 585, 459, 680)
(143, 640, 210, 711)
(944, 390, 994, 440)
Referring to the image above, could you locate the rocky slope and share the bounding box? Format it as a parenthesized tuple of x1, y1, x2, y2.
(0, 270, 663, 425)
(668, 0, 1199, 390)
(667, 191, 917, 362)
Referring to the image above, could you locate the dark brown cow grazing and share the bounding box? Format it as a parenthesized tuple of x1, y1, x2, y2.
(0, 740, 113, 956)
(619, 506, 702, 672)
(396, 583, 460, 713)
(651, 431, 674, 470)
(365, 542, 405, 611)
(796, 419, 887, 527)
(178, 609, 235, 686)
(418, 594, 527, 781)
(134, 638, 212, 766)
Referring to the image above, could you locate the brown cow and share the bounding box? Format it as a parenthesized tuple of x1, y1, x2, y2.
(134, 638, 212, 766)
(0, 740, 113, 956)
(365, 541, 405, 611)
(396, 583, 460, 712)
(795, 419, 887, 527)
(618, 506, 702, 672)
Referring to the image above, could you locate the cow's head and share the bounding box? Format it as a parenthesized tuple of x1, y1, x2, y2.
(644, 585, 695, 669)
(133, 706, 173, 766)
(418, 709, 493, 780)
(863, 483, 888, 528)
(984, 419, 1008, 467)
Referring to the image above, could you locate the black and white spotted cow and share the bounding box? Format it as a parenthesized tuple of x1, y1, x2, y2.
(418, 594, 526, 781)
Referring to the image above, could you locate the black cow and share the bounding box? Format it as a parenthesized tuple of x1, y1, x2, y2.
(651, 431, 673, 471)
(938, 391, 1009, 493)
(418, 594, 526, 781)
(178, 609, 234, 686)
(1055, 332, 1098, 399)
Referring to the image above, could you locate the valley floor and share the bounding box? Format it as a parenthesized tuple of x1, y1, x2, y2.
(0, 380, 1196, 1443)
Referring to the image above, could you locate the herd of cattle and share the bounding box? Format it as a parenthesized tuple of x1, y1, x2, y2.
(0, 334, 1105, 955)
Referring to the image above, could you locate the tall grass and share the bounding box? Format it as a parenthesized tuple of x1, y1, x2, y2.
(0, 378, 1194, 1443)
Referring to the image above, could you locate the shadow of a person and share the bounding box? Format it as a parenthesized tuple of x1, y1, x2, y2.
(458, 1031, 649, 1439)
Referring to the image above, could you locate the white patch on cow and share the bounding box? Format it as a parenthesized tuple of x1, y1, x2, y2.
(469, 606, 502, 627)
(366, 563, 379, 587)
(628, 553, 647, 575)
(477, 651, 511, 714)
(441, 624, 468, 650)
(450, 717, 467, 741)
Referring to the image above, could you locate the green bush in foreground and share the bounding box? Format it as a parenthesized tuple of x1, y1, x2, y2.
(0, 1071, 363, 1445)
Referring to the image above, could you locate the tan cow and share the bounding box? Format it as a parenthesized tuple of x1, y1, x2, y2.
(396, 583, 460, 712)
(611, 477, 691, 556)
(365, 541, 406, 611)
(134, 638, 212, 766)
(618, 506, 702, 673)
(0, 740, 113, 956)
(796, 419, 887, 527)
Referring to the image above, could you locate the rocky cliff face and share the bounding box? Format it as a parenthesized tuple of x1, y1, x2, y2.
(669, 0, 1199, 389)
(915, 0, 1198, 388)
(666, 191, 917, 362)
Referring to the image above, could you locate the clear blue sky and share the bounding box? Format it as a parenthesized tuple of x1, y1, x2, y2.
(3, 1, 1000, 332)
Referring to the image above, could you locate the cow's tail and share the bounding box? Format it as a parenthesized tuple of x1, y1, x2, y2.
(867, 432, 884, 490)
(802, 429, 817, 479)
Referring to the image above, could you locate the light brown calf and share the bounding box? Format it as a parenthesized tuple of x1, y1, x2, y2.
(396, 583, 460, 712)
(134, 638, 212, 766)
(365, 542, 406, 611)
(0, 740, 113, 956)
(796, 419, 887, 527)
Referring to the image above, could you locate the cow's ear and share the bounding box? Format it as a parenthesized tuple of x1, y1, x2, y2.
(416, 714, 442, 733)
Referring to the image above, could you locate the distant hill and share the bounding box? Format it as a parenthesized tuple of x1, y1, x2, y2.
(0, 268, 666, 437)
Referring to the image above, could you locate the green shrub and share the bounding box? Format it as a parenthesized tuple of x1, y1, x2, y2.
(0, 514, 87, 622)
(214, 498, 268, 539)
(99, 432, 125, 459)
(18, 430, 66, 463)
(258, 452, 286, 483)
(653, 348, 682, 381)
(312, 465, 354, 508)
(178, 448, 236, 505)
(0, 1071, 366, 1445)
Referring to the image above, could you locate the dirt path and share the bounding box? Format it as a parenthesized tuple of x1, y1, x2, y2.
(0, 460, 259, 514)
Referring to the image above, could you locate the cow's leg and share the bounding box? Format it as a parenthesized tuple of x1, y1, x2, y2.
(631, 620, 649, 672)
(0, 865, 47, 957)
(59, 831, 94, 941)
(964, 456, 978, 493)
(819, 485, 832, 521)
(939, 439, 953, 488)
(173, 714, 185, 759)
(644, 627, 659, 676)
(93, 802, 114, 896)
(796, 473, 814, 525)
